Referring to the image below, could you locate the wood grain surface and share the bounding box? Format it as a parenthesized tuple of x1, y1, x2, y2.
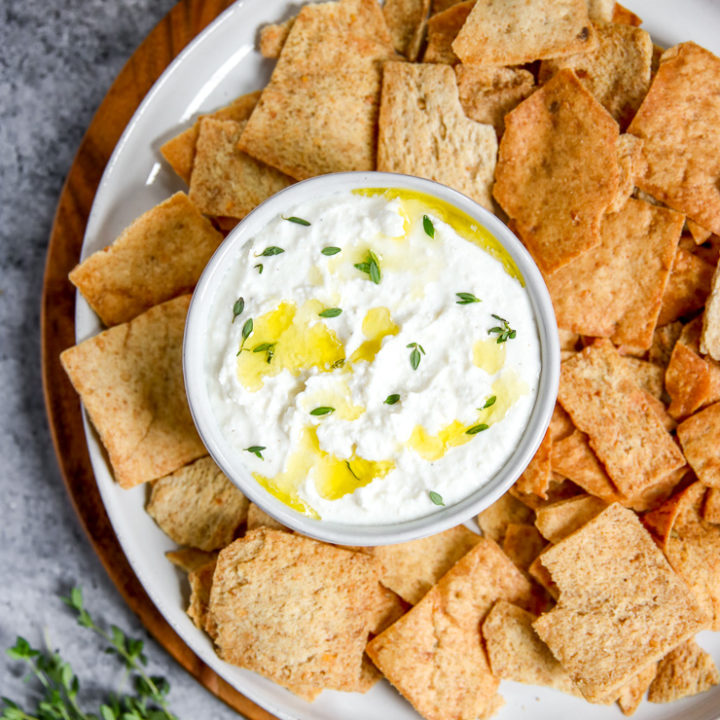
(40, 2, 278, 718)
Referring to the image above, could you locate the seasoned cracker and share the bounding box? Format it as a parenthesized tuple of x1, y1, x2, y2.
(558, 340, 685, 500)
(701, 263, 720, 360)
(383, 0, 430, 60)
(494, 69, 620, 274)
(366, 524, 482, 604)
(69, 193, 223, 327)
(160, 92, 261, 183)
(533, 504, 709, 703)
(259, 18, 295, 58)
(239, 0, 397, 180)
(208, 529, 380, 689)
(482, 600, 579, 695)
(534, 495, 608, 543)
(546, 198, 682, 353)
(367, 538, 533, 720)
(60, 296, 205, 488)
(629, 42, 720, 234)
(455, 66, 535, 136)
(147, 457, 249, 551)
(377, 62, 497, 211)
(189, 118, 293, 220)
(502, 523, 547, 571)
(476, 492, 534, 544)
(539, 23, 652, 129)
(617, 663, 657, 716)
(452, 0, 596, 67)
(514, 428, 552, 499)
(677, 402, 720, 488)
(422, 0, 473, 64)
(246, 502, 287, 531)
(648, 639, 719, 703)
(657, 246, 715, 325)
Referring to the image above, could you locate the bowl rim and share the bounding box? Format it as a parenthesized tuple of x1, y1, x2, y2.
(184, 171, 559, 546)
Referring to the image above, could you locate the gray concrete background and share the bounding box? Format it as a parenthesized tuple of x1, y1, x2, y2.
(0, 2, 240, 716)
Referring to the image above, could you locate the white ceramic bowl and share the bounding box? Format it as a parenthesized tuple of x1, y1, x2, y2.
(184, 171, 559, 545)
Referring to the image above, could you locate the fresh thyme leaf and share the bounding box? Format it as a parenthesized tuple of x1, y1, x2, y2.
(456, 292, 481, 305)
(384, 393, 400, 405)
(345, 461, 360, 480)
(319, 307, 342, 318)
(245, 445, 266, 459)
(310, 406, 335, 416)
(354, 250, 381, 284)
(260, 246, 285, 256)
(410, 347, 421, 370)
(429, 491, 444, 506)
(321, 246, 341, 256)
(237, 318, 254, 355)
(252, 342, 274, 352)
(283, 216, 311, 226)
(488, 314, 517, 343)
(422, 214, 435, 238)
(466, 423, 489, 435)
(232, 297, 244, 322)
(481, 395, 496, 409)
(331, 358, 346, 369)
(254, 263, 264, 274)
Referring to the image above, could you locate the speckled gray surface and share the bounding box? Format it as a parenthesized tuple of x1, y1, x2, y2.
(0, 2, 239, 716)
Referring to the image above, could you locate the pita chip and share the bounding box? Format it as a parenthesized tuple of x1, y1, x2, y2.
(187, 557, 217, 631)
(612, 2, 642, 26)
(383, 0, 430, 60)
(677, 402, 720, 488)
(607, 134, 646, 213)
(166, 547, 218, 574)
(69, 193, 223, 327)
(494, 69, 620, 273)
(534, 495, 608, 543)
(452, 0, 596, 67)
(477, 492, 534, 544)
(502, 523, 547, 571)
(701, 263, 720, 360)
(533, 504, 709, 703)
(629, 42, 720, 235)
(147, 456, 249, 551)
(657, 246, 715, 326)
(649, 321, 683, 368)
(545, 197, 683, 353)
(648, 639, 719, 703)
(367, 538, 534, 720)
(246, 502, 288, 532)
(514, 428, 552, 499)
(378, 62, 497, 211)
(422, 0, 473, 63)
(239, 0, 397, 180)
(60, 296, 205, 488)
(587, 0, 614, 22)
(539, 23, 652, 129)
(617, 663, 657, 716)
(259, 18, 294, 58)
(704, 488, 720, 524)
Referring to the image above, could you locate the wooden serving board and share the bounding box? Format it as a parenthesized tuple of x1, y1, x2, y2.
(40, 2, 277, 718)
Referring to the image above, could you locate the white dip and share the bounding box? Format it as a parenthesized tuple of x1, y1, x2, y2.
(205, 189, 541, 524)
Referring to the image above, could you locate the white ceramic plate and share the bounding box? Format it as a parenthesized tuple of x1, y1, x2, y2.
(76, 2, 720, 718)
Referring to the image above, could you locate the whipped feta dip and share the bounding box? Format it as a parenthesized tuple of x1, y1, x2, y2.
(205, 189, 541, 524)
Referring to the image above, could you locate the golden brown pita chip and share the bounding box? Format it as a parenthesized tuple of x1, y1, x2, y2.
(657, 246, 715, 325)
(452, 0, 596, 67)
(160, 92, 261, 183)
(430, 0, 462, 13)
(366, 538, 534, 720)
(60, 296, 205, 488)
(259, 18, 295, 58)
(208, 529, 380, 690)
(69, 193, 223, 327)
(422, 0, 473, 63)
(189, 118, 293, 220)
(549, 402, 575, 442)
(477, 492, 534, 543)
(455, 65, 535, 136)
(649, 321, 683, 368)
(546, 198, 682, 353)
(587, 0, 614, 22)
(482, 601, 579, 695)
(677, 402, 720, 489)
(535, 495, 608, 543)
(511, 476, 584, 510)
(533, 504, 709, 703)
(147, 457, 249, 551)
(494, 69, 620, 274)
(704, 488, 720, 524)
(514, 428, 552, 499)
(239, 0, 396, 180)
(246, 502, 287, 531)
(612, 2, 642, 26)
(365, 524, 482, 604)
(502, 523, 547, 571)
(629, 42, 720, 235)
(528, 552, 558, 599)
(377, 62, 497, 211)
(701, 263, 720, 361)
(688, 219, 713, 245)
(383, 0, 430, 60)
(607, 134, 645, 213)
(187, 558, 217, 631)
(617, 663, 657, 716)
(623, 357, 665, 399)
(539, 23, 652, 129)
(166, 547, 218, 574)
(648, 639, 719, 703)
(558, 340, 685, 500)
